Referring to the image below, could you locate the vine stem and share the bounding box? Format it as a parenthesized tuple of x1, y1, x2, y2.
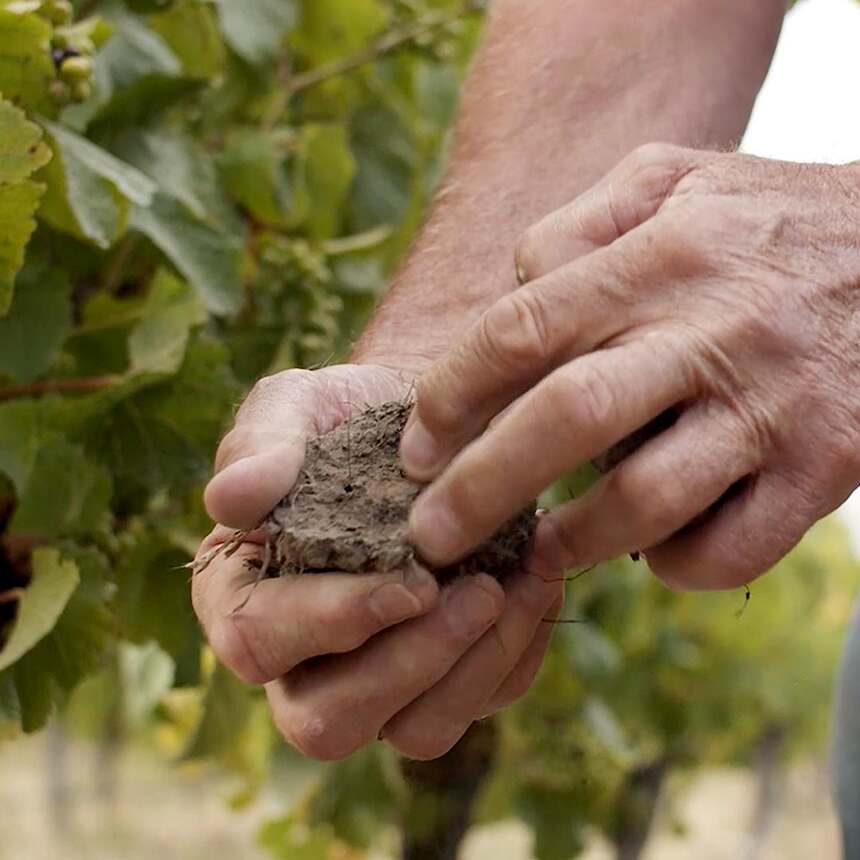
(0, 375, 121, 402)
(287, 0, 484, 95)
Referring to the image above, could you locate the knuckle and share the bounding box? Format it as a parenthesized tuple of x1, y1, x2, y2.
(553, 364, 619, 433)
(477, 292, 555, 373)
(206, 615, 270, 685)
(277, 708, 351, 762)
(628, 142, 688, 174)
(515, 227, 544, 283)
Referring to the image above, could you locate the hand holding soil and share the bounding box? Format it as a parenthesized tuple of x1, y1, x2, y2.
(194, 365, 561, 762)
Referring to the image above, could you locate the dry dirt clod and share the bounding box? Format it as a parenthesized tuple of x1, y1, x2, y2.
(261, 401, 536, 581)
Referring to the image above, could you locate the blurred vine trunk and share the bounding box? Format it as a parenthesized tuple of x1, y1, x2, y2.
(400, 719, 498, 860)
(744, 725, 786, 860)
(611, 758, 670, 860)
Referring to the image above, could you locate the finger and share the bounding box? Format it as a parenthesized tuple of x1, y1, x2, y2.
(484, 594, 562, 714)
(529, 406, 760, 575)
(192, 544, 439, 684)
(645, 468, 823, 591)
(401, 246, 637, 481)
(205, 371, 324, 528)
(515, 142, 699, 282)
(410, 332, 698, 567)
(381, 573, 561, 760)
(264, 574, 505, 761)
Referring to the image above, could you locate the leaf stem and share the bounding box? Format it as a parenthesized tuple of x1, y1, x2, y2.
(287, 1, 483, 95)
(0, 375, 121, 402)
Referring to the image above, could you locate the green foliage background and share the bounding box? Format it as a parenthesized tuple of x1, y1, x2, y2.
(0, 1, 856, 858)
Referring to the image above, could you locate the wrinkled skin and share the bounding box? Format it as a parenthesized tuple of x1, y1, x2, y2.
(403, 144, 860, 591)
(194, 364, 562, 762)
(195, 143, 860, 763)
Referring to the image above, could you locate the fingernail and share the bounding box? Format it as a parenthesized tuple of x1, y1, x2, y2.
(369, 582, 426, 626)
(401, 418, 442, 477)
(410, 495, 463, 567)
(444, 576, 501, 638)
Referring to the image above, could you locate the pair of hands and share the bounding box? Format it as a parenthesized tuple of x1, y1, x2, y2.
(194, 143, 860, 761)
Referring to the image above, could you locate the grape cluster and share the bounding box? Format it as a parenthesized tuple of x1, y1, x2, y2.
(41, 0, 95, 104)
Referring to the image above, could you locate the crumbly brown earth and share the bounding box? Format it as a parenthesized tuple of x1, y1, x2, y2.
(262, 401, 536, 581)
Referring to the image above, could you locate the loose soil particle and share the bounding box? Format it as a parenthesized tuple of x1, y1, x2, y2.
(262, 401, 536, 581)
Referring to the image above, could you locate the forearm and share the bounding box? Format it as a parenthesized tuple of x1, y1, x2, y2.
(353, 0, 785, 370)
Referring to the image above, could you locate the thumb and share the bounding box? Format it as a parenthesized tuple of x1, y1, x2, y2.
(204, 370, 322, 529)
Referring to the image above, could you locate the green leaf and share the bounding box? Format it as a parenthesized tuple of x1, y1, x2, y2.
(215, 0, 297, 65)
(130, 192, 243, 315)
(301, 124, 356, 240)
(118, 641, 175, 728)
(38, 120, 156, 249)
(259, 816, 335, 860)
(292, 0, 388, 65)
(10, 439, 112, 539)
(128, 268, 206, 375)
(0, 8, 56, 114)
(218, 126, 293, 226)
(0, 97, 50, 313)
(0, 548, 78, 672)
(0, 178, 44, 313)
(41, 119, 156, 204)
(0, 98, 51, 183)
(184, 662, 254, 760)
(150, 0, 225, 79)
(0, 262, 71, 382)
(114, 126, 235, 226)
(13, 545, 115, 732)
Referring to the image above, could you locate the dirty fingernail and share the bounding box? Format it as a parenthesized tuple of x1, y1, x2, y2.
(369, 583, 426, 626)
(401, 418, 442, 477)
(444, 576, 501, 638)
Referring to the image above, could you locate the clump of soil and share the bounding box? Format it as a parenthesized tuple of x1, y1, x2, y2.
(260, 401, 535, 581)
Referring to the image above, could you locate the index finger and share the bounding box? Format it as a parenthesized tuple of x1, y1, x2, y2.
(409, 333, 697, 567)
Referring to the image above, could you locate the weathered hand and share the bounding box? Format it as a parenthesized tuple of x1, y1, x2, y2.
(402, 144, 860, 590)
(194, 364, 562, 761)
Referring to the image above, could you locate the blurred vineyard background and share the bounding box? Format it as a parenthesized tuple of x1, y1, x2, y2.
(0, 0, 858, 859)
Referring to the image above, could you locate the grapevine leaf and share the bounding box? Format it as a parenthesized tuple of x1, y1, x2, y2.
(0, 179, 44, 314)
(0, 8, 56, 115)
(218, 126, 294, 227)
(10, 439, 112, 539)
(258, 816, 335, 860)
(12, 545, 115, 732)
(0, 548, 78, 672)
(184, 662, 254, 760)
(215, 0, 297, 65)
(0, 97, 51, 183)
(114, 525, 201, 681)
(301, 124, 356, 240)
(112, 126, 239, 231)
(38, 120, 156, 249)
(119, 641, 175, 728)
(0, 261, 71, 382)
(41, 119, 156, 204)
(292, 0, 388, 64)
(128, 269, 206, 375)
(0, 97, 50, 313)
(130, 192, 243, 315)
(150, 0, 225, 80)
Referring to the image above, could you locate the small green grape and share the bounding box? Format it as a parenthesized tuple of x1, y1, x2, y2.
(68, 78, 92, 103)
(59, 55, 94, 83)
(39, 0, 73, 26)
